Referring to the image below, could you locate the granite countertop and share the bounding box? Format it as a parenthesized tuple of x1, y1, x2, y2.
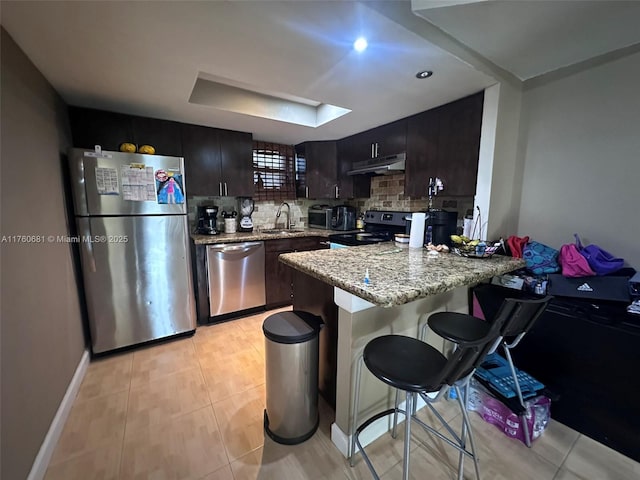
(191, 228, 358, 245)
(279, 243, 526, 308)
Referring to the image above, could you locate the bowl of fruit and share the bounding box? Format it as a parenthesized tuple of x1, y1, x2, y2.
(450, 235, 499, 259)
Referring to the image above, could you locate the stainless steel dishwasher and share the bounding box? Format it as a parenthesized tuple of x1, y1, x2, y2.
(207, 241, 266, 316)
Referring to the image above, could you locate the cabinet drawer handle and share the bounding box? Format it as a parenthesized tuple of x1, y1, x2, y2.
(305, 186, 309, 198)
(335, 185, 339, 199)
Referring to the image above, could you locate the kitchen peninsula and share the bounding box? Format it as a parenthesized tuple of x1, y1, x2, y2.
(279, 244, 525, 457)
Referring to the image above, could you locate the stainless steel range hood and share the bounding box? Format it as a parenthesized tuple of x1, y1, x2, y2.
(347, 153, 406, 176)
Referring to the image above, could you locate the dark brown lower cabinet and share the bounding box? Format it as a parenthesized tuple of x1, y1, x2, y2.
(264, 237, 328, 308)
(191, 242, 210, 324)
(292, 269, 338, 408)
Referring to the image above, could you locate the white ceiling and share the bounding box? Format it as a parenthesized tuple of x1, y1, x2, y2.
(2, 1, 639, 145)
(413, 0, 640, 81)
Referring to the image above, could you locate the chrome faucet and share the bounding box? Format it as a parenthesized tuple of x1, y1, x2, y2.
(275, 202, 293, 229)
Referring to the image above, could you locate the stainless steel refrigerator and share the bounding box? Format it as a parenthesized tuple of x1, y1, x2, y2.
(68, 148, 196, 354)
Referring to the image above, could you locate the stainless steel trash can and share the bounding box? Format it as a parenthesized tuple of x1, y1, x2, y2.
(263, 310, 322, 444)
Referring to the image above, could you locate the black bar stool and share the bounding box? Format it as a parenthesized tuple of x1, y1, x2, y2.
(349, 306, 512, 480)
(422, 296, 551, 447)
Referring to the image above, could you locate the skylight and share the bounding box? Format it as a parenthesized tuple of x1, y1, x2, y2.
(189, 73, 351, 127)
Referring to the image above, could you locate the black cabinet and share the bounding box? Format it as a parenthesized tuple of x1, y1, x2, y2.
(131, 116, 183, 157)
(181, 124, 253, 197)
(264, 237, 328, 308)
(69, 107, 134, 152)
(69, 107, 183, 157)
(473, 283, 640, 463)
(405, 92, 483, 197)
(511, 298, 640, 463)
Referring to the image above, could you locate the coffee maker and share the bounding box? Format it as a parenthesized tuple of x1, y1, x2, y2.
(404, 209, 458, 246)
(196, 205, 219, 235)
(425, 210, 458, 246)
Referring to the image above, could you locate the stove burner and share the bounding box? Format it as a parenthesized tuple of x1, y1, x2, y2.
(328, 210, 409, 246)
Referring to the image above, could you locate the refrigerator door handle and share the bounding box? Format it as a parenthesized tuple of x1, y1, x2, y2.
(78, 218, 97, 272)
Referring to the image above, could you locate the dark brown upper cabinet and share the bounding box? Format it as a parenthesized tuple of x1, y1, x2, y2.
(405, 92, 484, 197)
(181, 124, 253, 197)
(217, 129, 254, 197)
(295, 141, 338, 199)
(69, 107, 135, 152)
(181, 124, 222, 197)
(334, 119, 407, 199)
(335, 138, 371, 199)
(339, 119, 407, 163)
(69, 107, 183, 157)
(296, 141, 370, 199)
(131, 116, 183, 157)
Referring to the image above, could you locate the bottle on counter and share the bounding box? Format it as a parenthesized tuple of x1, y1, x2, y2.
(425, 225, 433, 245)
(356, 213, 365, 230)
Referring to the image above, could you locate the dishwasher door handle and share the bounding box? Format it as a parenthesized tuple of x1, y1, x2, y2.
(208, 242, 263, 255)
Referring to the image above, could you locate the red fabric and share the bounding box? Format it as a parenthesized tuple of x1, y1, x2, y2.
(507, 235, 530, 258)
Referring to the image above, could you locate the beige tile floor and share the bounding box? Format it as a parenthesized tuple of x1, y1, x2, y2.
(45, 307, 639, 480)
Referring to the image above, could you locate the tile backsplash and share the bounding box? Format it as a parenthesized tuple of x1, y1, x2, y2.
(187, 196, 343, 231)
(345, 174, 474, 219)
(188, 173, 473, 233)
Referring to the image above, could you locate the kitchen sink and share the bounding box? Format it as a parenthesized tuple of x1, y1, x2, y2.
(260, 229, 305, 235)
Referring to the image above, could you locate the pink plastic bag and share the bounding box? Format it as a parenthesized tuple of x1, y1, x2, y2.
(559, 243, 595, 277)
(467, 378, 550, 445)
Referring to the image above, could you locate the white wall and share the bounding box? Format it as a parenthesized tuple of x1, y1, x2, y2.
(475, 82, 525, 241)
(517, 52, 640, 269)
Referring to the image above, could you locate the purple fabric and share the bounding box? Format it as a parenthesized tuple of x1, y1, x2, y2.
(574, 234, 624, 276)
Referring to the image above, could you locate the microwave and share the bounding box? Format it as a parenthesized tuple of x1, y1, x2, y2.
(308, 206, 333, 229)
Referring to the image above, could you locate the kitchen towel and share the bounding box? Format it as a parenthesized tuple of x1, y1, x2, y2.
(409, 212, 426, 248)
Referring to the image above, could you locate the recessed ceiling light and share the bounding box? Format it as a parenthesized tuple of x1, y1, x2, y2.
(353, 37, 368, 52)
(416, 70, 433, 79)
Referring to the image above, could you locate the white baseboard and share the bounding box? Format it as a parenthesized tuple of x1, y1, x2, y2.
(331, 394, 432, 458)
(27, 349, 90, 480)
